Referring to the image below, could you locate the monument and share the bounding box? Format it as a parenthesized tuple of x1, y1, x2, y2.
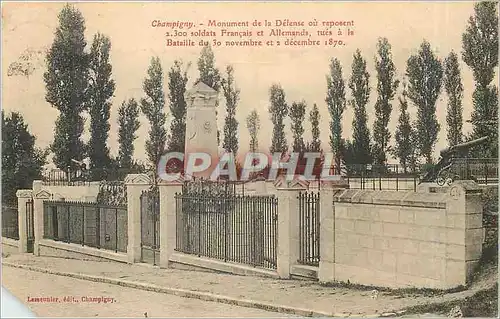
(184, 81, 219, 179)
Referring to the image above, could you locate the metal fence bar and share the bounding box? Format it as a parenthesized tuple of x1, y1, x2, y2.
(41, 200, 126, 253)
(297, 191, 320, 266)
(174, 188, 278, 270)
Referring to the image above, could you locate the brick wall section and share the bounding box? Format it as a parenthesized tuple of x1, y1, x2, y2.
(329, 182, 484, 289)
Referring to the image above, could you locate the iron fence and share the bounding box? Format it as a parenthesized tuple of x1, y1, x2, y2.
(43, 200, 128, 253)
(26, 199, 34, 252)
(140, 187, 160, 265)
(344, 164, 420, 191)
(175, 193, 278, 270)
(1, 205, 19, 240)
(42, 167, 146, 186)
(451, 158, 498, 185)
(298, 191, 320, 266)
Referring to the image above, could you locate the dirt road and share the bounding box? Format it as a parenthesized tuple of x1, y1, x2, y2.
(2, 267, 295, 318)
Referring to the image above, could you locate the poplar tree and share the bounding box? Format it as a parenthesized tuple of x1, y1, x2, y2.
(406, 40, 443, 164)
(221, 65, 240, 155)
(444, 51, 464, 146)
(349, 49, 372, 165)
(246, 109, 260, 153)
(167, 60, 189, 153)
(308, 103, 322, 152)
(373, 38, 399, 164)
(140, 57, 167, 170)
(393, 82, 417, 173)
(289, 101, 306, 153)
(462, 1, 498, 156)
(268, 84, 289, 157)
(325, 58, 346, 169)
(44, 4, 88, 170)
(117, 99, 140, 169)
(87, 33, 115, 179)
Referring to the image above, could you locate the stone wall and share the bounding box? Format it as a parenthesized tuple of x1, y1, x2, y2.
(325, 182, 484, 289)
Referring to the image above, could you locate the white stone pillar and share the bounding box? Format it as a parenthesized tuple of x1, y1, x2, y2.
(318, 187, 337, 283)
(159, 182, 183, 268)
(124, 174, 151, 263)
(276, 186, 305, 279)
(445, 181, 484, 287)
(253, 178, 267, 196)
(33, 180, 50, 256)
(16, 190, 33, 253)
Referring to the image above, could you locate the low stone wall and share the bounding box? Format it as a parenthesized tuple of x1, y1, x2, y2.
(1, 237, 19, 256)
(327, 183, 483, 289)
(38, 239, 127, 263)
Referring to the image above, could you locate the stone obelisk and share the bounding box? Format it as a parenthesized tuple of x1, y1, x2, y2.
(184, 82, 219, 179)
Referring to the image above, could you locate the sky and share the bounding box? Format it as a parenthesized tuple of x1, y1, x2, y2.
(2, 1, 498, 166)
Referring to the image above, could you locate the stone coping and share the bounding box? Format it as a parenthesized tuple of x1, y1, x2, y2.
(1, 237, 19, 247)
(333, 189, 447, 209)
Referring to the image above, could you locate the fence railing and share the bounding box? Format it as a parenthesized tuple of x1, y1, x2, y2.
(451, 158, 498, 185)
(175, 193, 278, 270)
(2, 205, 19, 240)
(43, 200, 128, 253)
(26, 199, 34, 252)
(344, 164, 420, 191)
(140, 187, 160, 265)
(42, 167, 146, 186)
(298, 192, 320, 266)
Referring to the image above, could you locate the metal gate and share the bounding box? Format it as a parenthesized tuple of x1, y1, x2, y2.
(175, 191, 278, 270)
(140, 186, 160, 265)
(298, 191, 320, 266)
(26, 199, 34, 253)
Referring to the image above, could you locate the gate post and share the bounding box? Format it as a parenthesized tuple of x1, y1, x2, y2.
(33, 181, 50, 256)
(16, 189, 33, 253)
(318, 187, 337, 283)
(276, 181, 306, 279)
(158, 181, 182, 268)
(125, 174, 151, 263)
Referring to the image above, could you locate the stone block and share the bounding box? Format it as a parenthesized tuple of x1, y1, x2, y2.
(381, 251, 397, 272)
(370, 222, 383, 235)
(395, 273, 445, 289)
(466, 214, 483, 229)
(378, 207, 400, 223)
(336, 219, 355, 232)
(425, 227, 448, 243)
(399, 254, 446, 280)
(373, 237, 390, 250)
(446, 214, 466, 229)
(334, 264, 397, 288)
(383, 222, 408, 238)
(445, 259, 466, 287)
(334, 246, 354, 265)
(392, 238, 419, 254)
(366, 249, 383, 269)
(446, 243, 482, 261)
(419, 241, 447, 257)
(465, 228, 484, 246)
(318, 260, 335, 283)
(354, 220, 371, 233)
(358, 235, 374, 249)
(414, 209, 447, 227)
(334, 205, 349, 219)
(465, 194, 483, 214)
(334, 231, 349, 247)
(399, 209, 415, 224)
